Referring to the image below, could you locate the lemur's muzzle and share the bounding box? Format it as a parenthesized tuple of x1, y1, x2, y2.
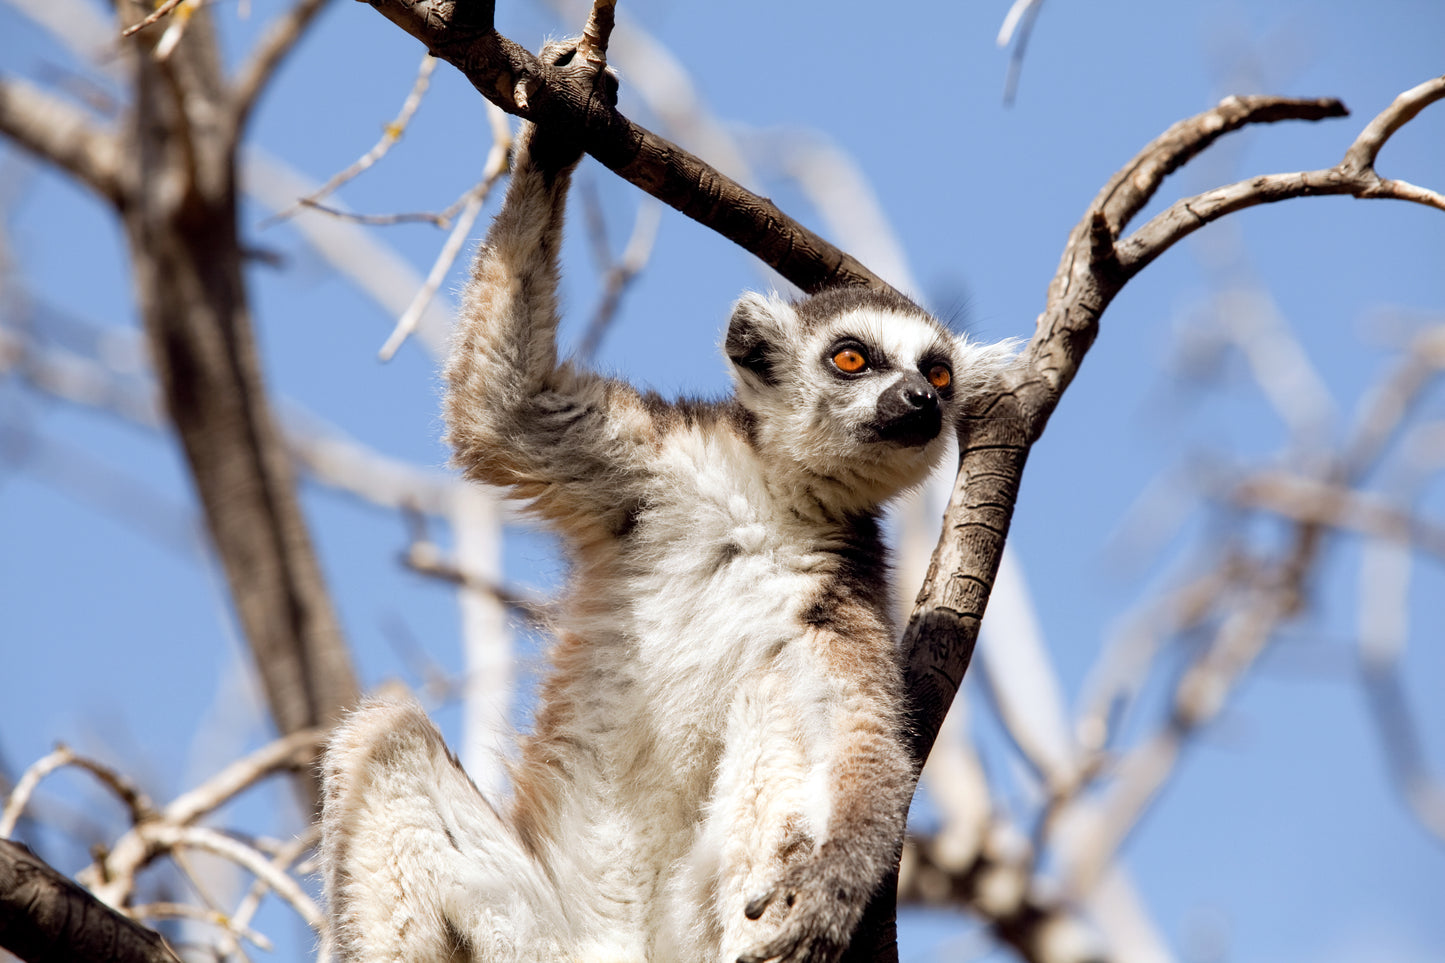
(873, 372, 942, 447)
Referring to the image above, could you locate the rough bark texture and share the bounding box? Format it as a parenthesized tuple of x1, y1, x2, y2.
(119, 8, 358, 786)
(364, 0, 893, 295)
(0, 840, 180, 963)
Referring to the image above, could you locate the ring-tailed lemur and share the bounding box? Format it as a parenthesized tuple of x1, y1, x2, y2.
(321, 38, 1015, 963)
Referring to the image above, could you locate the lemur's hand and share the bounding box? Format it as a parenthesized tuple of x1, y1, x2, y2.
(736, 845, 868, 963)
(519, 37, 620, 176)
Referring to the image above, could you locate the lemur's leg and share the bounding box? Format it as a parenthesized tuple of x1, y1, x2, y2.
(321, 701, 573, 963)
(443, 41, 654, 540)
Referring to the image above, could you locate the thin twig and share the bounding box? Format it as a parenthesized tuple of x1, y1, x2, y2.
(82, 729, 326, 906)
(230, 826, 319, 936)
(153, 0, 203, 60)
(1, 747, 74, 837)
(143, 824, 324, 930)
(1, 744, 158, 838)
(295, 197, 460, 227)
(577, 198, 662, 359)
(263, 54, 438, 226)
(232, 0, 337, 133)
(404, 542, 550, 625)
(120, 0, 186, 38)
(377, 104, 513, 361)
(129, 903, 273, 953)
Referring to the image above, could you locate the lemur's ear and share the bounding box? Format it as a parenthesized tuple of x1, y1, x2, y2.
(725, 293, 795, 388)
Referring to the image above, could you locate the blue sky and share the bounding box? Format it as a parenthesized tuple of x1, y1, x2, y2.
(1, 1, 1442, 960)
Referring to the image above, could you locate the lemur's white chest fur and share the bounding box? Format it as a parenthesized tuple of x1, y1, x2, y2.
(522, 415, 890, 934)
(320, 99, 1018, 963)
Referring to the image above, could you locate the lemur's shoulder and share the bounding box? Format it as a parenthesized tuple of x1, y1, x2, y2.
(637, 391, 757, 444)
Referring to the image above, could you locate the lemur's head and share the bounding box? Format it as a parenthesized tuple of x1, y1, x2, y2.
(724, 287, 1017, 511)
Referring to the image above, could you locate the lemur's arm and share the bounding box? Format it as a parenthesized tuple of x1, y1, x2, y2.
(742, 623, 915, 963)
(445, 48, 654, 536)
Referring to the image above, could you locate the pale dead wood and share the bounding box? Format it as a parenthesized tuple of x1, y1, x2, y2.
(264, 52, 439, 226)
(1053, 300, 1445, 901)
(129, 901, 273, 952)
(230, 824, 320, 937)
(0, 75, 122, 201)
(1, 745, 159, 839)
(576, 192, 663, 359)
(377, 102, 514, 360)
(1231, 472, 1445, 559)
(0, 318, 464, 517)
(80, 728, 325, 907)
(1357, 542, 1445, 843)
(231, 0, 337, 134)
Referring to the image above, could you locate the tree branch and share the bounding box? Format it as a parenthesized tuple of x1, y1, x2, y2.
(1118, 76, 1445, 274)
(231, 0, 338, 137)
(361, 0, 892, 295)
(0, 839, 180, 963)
(0, 75, 122, 203)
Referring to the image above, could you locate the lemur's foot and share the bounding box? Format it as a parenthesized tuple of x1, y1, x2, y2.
(519, 35, 620, 175)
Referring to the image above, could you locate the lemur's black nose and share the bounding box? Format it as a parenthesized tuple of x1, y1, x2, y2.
(874, 373, 943, 447)
(901, 383, 937, 408)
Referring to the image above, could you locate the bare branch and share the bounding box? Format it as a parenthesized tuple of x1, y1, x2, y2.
(377, 103, 512, 360)
(1, 745, 159, 838)
(404, 542, 550, 625)
(294, 197, 466, 226)
(0, 839, 181, 963)
(1, 318, 463, 517)
(0, 75, 121, 202)
(1341, 74, 1445, 175)
(1232, 472, 1445, 559)
(128, 902, 273, 952)
(361, 0, 893, 295)
(1, 747, 75, 838)
(246, 148, 457, 356)
(263, 53, 438, 226)
(230, 825, 319, 937)
(82, 729, 325, 907)
(143, 825, 324, 930)
(120, 0, 187, 38)
(232, 0, 337, 135)
(163, 728, 325, 827)
(1118, 78, 1445, 274)
(576, 196, 662, 359)
(1357, 541, 1445, 843)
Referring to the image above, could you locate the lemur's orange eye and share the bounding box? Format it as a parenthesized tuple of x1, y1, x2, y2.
(927, 364, 952, 390)
(833, 347, 868, 373)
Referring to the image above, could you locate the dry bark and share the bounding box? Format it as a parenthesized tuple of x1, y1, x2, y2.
(0, 840, 180, 963)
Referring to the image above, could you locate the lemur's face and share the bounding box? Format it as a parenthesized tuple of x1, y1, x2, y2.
(725, 289, 1014, 508)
